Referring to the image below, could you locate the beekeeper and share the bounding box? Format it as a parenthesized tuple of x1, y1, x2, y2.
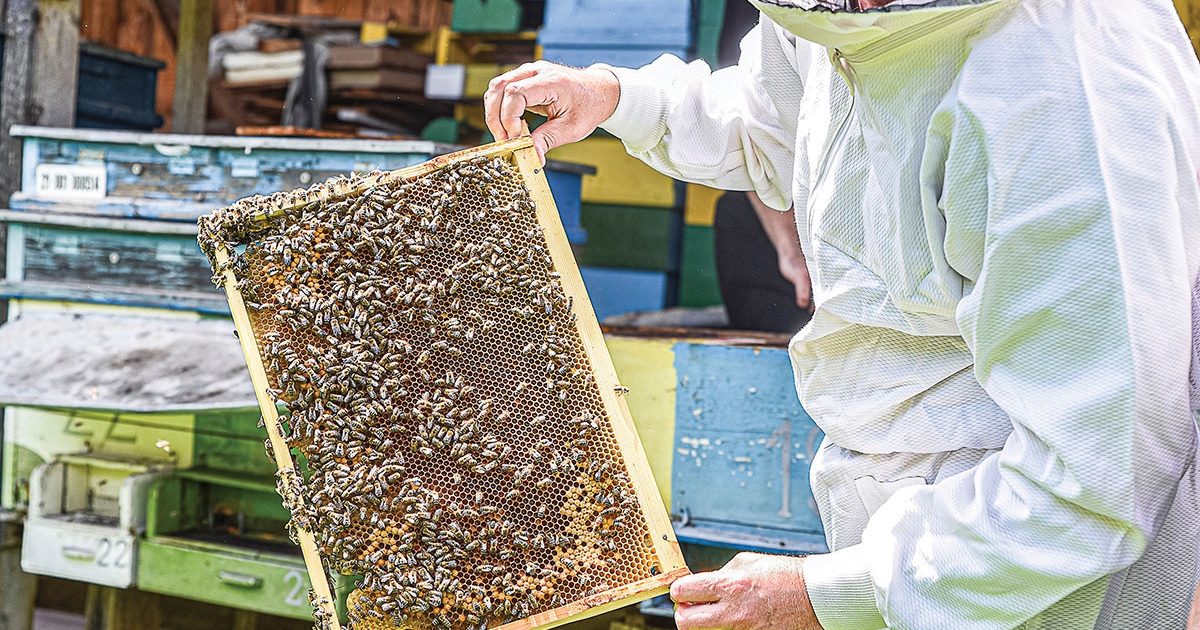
(485, 0, 1200, 628)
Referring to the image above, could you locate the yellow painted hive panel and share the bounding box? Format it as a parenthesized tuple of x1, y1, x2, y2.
(197, 137, 688, 630)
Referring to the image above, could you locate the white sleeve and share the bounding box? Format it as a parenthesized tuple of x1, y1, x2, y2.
(596, 19, 803, 211)
(802, 16, 1200, 630)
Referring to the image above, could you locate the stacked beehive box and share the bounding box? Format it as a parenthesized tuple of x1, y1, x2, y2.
(0, 126, 591, 626)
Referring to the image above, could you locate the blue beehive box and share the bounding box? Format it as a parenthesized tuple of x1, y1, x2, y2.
(539, 0, 695, 70)
(539, 0, 694, 47)
(579, 267, 670, 320)
(540, 45, 691, 70)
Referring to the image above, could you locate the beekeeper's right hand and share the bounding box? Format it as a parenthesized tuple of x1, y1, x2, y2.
(484, 61, 620, 165)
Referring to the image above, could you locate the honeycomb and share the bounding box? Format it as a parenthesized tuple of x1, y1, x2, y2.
(198, 144, 676, 630)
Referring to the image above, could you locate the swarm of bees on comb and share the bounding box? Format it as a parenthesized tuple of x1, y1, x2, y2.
(198, 142, 682, 630)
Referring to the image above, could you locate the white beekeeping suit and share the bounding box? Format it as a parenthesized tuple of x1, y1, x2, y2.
(597, 0, 1200, 628)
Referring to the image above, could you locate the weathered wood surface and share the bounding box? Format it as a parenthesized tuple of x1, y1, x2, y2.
(0, 519, 36, 630)
(172, 0, 213, 134)
(0, 310, 255, 411)
(670, 342, 826, 553)
(11, 125, 449, 209)
(0, 279, 230, 313)
(84, 586, 163, 630)
(29, 0, 80, 128)
(605, 336, 678, 508)
(0, 209, 199, 235)
(0, 0, 36, 206)
(17, 224, 214, 294)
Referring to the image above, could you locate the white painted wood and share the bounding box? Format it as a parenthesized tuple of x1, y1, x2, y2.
(9, 125, 451, 155)
(6, 224, 24, 281)
(0, 210, 200, 236)
(21, 519, 139, 587)
(21, 458, 171, 588)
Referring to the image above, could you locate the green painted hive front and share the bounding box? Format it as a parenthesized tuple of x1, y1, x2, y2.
(197, 137, 689, 630)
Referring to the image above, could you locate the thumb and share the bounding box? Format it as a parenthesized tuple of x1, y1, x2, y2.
(530, 120, 575, 166)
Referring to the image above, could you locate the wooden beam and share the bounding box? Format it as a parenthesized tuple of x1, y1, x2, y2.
(0, 0, 36, 206)
(0, 0, 80, 205)
(29, 0, 80, 128)
(172, 0, 214, 134)
(143, 0, 181, 49)
(0, 522, 36, 630)
(83, 585, 162, 630)
(230, 610, 258, 630)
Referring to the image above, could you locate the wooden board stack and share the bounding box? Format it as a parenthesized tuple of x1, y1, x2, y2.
(197, 136, 688, 630)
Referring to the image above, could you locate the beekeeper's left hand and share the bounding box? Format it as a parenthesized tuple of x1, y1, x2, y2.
(671, 552, 824, 630)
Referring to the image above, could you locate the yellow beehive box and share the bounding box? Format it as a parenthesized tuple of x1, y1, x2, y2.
(547, 138, 676, 208)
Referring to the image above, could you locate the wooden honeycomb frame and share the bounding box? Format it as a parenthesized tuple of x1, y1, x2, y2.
(202, 137, 689, 630)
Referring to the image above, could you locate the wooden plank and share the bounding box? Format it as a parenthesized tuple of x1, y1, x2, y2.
(0, 279, 231, 314)
(172, 0, 213, 134)
(231, 610, 258, 630)
(0, 528, 37, 630)
(327, 44, 432, 70)
(679, 225, 721, 308)
(684, 183, 723, 227)
(114, 0, 153, 73)
(244, 10, 360, 30)
(9, 123, 447, 153)
(80, 0, 120, 46)
(577, 204, 676, 272)
(259, 38, 303, 53)
(138, 541, 318, 621)
(84, 585, 163, 630)
(0, 0, 36, 206)
(605, 336, 677, 508)
(17, 224, 214, 294)
(149, 4, 178, 131)
(328, 67, 423, 91)
(30, 0, 81, 128)
(0, 210, 200, 236)
(144, 0, 180, 48)
(670, 342, 826, 550)
(515, 143, 681, 536)
(546, 138, 677, 209)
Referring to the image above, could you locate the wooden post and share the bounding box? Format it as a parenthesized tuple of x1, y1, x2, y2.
(172, 0, 214, 134)
(0, 0, 80, 204)
(84, 585, 162, 630)
(0, 520, 36, 630)
(231, 610, 258, 630)
(29, 0, 79, 127)
(0, 0, 36, 206)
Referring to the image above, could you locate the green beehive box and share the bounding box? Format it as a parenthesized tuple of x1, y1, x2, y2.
(576, 203, 680, 272)
(679, 225, 722, 308)
(452, 0, 524, 33)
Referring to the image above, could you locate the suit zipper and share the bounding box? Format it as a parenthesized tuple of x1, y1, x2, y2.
(811, 48, 858, 196)
(810, 3, 1008, 198)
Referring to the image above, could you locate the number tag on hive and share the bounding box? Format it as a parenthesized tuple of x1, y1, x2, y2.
(35, 164, 107, 199)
